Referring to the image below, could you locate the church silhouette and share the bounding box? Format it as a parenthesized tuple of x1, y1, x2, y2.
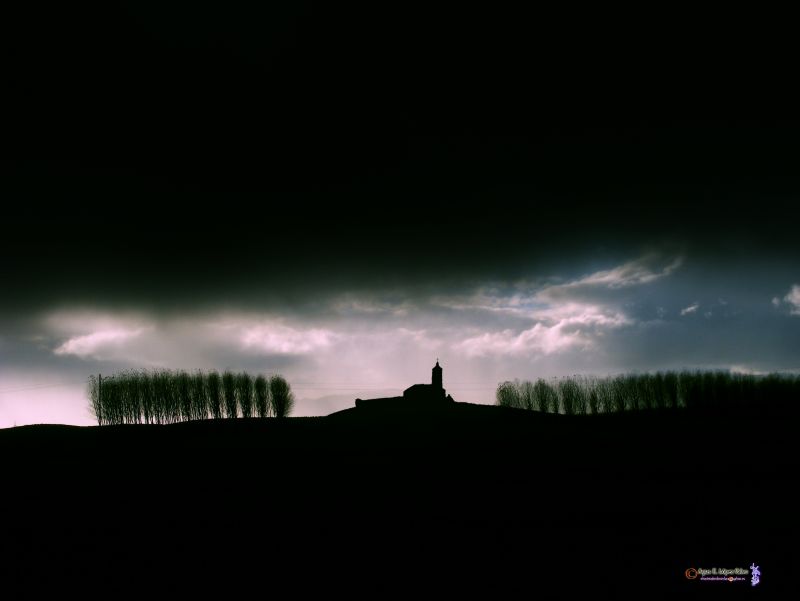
(355, 360, 455, 410)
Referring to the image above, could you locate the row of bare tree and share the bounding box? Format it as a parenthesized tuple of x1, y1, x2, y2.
(88, 370, 294, 425)
(497, 371, 799, 416)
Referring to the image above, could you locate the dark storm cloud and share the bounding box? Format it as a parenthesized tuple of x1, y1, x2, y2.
(5, 3, 800, 314)
(4, 154, 800, 319)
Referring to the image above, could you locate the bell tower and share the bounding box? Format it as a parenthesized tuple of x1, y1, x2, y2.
(432, 359, 443, 390)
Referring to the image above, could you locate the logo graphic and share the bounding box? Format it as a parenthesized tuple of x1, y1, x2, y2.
(685, 565, 754, 583)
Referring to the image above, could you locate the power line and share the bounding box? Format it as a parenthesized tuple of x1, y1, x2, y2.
(0, 380, 499, 394)
(0, 380, 88, 394)
(292, 385, 497, 391)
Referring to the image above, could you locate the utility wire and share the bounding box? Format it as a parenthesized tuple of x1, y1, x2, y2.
(1, 380, 499, 394)
(0, 380, 89, 394)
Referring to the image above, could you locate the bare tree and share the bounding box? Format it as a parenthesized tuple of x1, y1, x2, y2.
(269, 375, 295, 418)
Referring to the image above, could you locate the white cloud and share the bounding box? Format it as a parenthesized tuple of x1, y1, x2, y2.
(771, 285, 800, 315)
(576, 254, 683, 287)
(436, 255, 672, 359)
(54, 327, 144, 358)
(454, 303, 631, 358)
(455, 323, 587, 358)
(436, 254, 683, 318)
(528, 303, 631, 327)
(240, 323, 337, 355)
(47, 311, 151, 360)
(394, 328, 439, 349)
(680, 303, 699, 316)
(729, 365, 768, 376)
(41, 253, 679, 369)
(539, 254, 683, 300)
(784, 285, 800, 315)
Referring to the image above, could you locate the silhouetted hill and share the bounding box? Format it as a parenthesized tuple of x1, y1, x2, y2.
(2, 403, 793, 599)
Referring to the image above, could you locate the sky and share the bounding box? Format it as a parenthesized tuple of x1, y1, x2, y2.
(3, 4, 800, 426)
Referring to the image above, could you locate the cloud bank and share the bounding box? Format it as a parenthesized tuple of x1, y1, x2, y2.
(784, 285, 800, 315)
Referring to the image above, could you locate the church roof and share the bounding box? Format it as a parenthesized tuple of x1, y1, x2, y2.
(404, 383, 433, 393)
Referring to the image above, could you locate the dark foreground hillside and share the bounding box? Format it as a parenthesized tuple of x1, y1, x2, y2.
(1, 403, 795, 599)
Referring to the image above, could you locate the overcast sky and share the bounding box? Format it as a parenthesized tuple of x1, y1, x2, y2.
(3, 5, 800, 426)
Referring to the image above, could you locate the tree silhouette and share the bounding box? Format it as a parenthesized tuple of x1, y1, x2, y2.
(254, 375, 270, 418)
(269, 375, 294, 418)
(236, 372, 254, 418)
(207, 371, 223, 420)
(222, 371, 238, 418)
